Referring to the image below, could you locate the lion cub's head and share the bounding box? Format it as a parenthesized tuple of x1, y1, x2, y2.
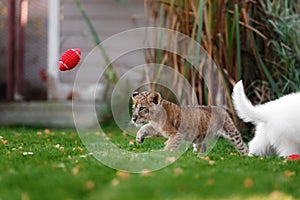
(131, 91, 162, 126)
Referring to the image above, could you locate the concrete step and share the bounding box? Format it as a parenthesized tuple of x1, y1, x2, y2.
(0, 101, 109, 128)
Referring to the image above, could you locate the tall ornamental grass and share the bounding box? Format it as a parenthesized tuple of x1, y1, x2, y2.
(145, 0, 300, 108)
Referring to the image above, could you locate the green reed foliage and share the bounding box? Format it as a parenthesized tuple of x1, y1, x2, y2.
(146, 0, 300, 106)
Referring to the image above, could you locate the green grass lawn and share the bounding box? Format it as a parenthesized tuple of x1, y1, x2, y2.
(0, 123, 299, 200)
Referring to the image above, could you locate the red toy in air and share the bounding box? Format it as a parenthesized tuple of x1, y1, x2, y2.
(286, 154, 300, 161)
(59, 48, 81, 71)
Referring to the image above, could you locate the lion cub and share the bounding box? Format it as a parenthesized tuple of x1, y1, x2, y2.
(131, 91, 248, 155)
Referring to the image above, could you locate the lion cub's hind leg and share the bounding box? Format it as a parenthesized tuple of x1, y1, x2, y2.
(164, 134, 185, 151)
(193, 143, 207, 154)
(218, 115, 249, 155)
(192, 143, 200, 152)
(192, 136, 206, 153)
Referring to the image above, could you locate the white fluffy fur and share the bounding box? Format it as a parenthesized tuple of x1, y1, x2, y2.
(232, 80, 300, 157)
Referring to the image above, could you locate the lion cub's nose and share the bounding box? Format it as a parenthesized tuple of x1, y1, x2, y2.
(132, 115, 138, 122)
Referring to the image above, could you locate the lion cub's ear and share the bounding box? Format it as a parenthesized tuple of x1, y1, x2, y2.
(148, 91, 161, 105)
(132, 91, 139, 100)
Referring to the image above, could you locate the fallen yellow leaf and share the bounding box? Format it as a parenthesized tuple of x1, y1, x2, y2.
(72, 166, 79, 175)
(198, 156, 210, 161)
(244, 177, 254, 188)
(269, 190, 293, 200)
(77, 147, 84, 152)
(1, 140, 8, 145)
(165, 157, 176, 163)
(21, 193, 30, 200)
(208, 160, 215, 165)
(140, 169, 152, 177)
(174, 168, 183, 175)
(84, 180, 95, 190)
(36, 131, 42, 136)
(111, 178, 119, 187)
(207, 178, 214, 185)
(116, 170, 130, 180)
(284, 170, 296, 177)
(54, 163, 65, 169)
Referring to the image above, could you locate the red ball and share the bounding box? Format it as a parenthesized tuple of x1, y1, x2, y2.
(59, 48, 81, 71)
(286, 154, 300, 161)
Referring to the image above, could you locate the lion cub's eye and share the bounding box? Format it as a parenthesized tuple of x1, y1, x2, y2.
(139, 107, 147, 112)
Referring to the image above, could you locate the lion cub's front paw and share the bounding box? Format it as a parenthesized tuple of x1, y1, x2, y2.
(136, 129, 148, 144)
(136, 136, 145, 144)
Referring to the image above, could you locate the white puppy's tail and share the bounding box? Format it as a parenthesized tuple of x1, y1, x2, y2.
(232, 81, 264, 123)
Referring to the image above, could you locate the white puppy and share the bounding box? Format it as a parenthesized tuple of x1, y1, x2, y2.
(232, 81, 300, 157)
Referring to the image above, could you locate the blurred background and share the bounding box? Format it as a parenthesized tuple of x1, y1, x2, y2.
(0, 0, 145, 127)
(0, 0, 300, 129)
(0, 0, 145, 102)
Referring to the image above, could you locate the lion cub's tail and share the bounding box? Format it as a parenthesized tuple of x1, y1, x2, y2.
(232, 81, 265, 123)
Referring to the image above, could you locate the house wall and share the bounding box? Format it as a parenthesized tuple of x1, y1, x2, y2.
(0, 0, 148, 101)
(0, 1, 8, 100)
(0, 0, 48, 101)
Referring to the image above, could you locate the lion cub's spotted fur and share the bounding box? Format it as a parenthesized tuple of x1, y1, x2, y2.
(131, 91, 248, 155)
